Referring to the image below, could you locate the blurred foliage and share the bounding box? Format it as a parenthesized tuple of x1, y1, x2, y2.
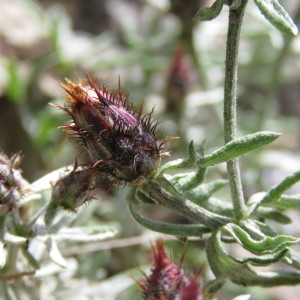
(0, 0, 300, 299)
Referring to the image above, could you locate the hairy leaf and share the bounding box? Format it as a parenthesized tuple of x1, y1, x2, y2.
(254, 0, 298, 36)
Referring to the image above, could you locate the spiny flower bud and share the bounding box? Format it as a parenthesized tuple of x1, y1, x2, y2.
(54, 75, 163, 184)
(136, 240, 203, 300)
(51, 164, 96, 212)
(0, 151, 25, 215)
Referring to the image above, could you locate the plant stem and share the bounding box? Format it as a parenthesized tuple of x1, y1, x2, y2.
(224, 1, 248, 219)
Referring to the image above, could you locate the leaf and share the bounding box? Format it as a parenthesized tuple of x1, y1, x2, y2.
(53, 226, 118, 243)
(254, 0, 298, 36)
(255, 207, 292, 224)
(205, 229, 300, 294)
(269, 194, 300, 210)
(158, 132, 280, 175)
(262, 170, 300, 204)
(127, 196, 211, 237)
(240, 248, 289, 266)
(193, 0, 224, 21)
(224, 223, 299, 255)
(167, 168, 208, 192)
(284, 250, 300, 270)
(46, 237, 67, 268)
(179, 168, 208, 192)
(4, 233, 27, 245)
(198, 131, 281, 167)
(249, 171, 300, 214)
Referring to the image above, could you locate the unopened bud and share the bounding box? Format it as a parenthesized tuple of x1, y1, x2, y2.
(53, 75, 164, 184)
(136, 240, 203, 300)
(0, 151, 25, 215)
(51, 165, 96, 212)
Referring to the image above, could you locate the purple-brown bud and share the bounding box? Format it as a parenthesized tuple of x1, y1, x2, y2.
(54, 75, 162, 184)
(136, 240, 203, 300)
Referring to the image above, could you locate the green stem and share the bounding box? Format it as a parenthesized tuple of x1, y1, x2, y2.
(223, 1, 248, 219)
(141, 178, 231, 228)
(44, 202, 60, 227)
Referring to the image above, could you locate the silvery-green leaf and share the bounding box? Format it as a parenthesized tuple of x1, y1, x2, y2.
(194, 0, 224, 21)
(198, 131, 281, 167)
(53, 226, 118, 243)
(255, 0, 298, 36)
(46, 237, 67, 268)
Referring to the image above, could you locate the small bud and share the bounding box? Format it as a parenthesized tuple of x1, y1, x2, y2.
(54, 75, 163, 184)
(168, 45, 193, 97)
(0, 151, 25, 215)
(51, 164, 96, 212)
(136, 240, 203, 300)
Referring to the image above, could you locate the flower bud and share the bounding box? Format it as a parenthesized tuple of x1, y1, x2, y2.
(0, 151, 25, 215)
(54, 75, 162, 184)
(51, 165, 96, 212)
(136, 240, 203, 300)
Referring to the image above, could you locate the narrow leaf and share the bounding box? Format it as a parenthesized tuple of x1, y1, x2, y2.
(255, 207, 292, 224)
(206, 230, 300, 291)
(4, 233, 27, 245)
(194, 0, 224, 21)
(183, 180, 228, 203)
(240, 248, 289, 266)
(254, 0, 298, 36)
(262, 170, 300, 204)
(180, 167, 207, 191)
(127, 197, 211, 237)
(224, 223, 299, 255)
(46, 237, 67, 268)
(270, 194, 300, 210)
(198, 131, 281, 167)
(53, 226, 118, 243)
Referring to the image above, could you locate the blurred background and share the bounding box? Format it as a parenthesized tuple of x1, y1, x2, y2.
(0, 0, 299, 299)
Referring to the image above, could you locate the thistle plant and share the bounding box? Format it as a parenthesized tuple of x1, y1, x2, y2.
(129, 0, 300, 298)
(0, 0, 299, 299)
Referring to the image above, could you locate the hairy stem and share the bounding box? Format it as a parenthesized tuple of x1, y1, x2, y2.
(224, 1, 248, 219)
